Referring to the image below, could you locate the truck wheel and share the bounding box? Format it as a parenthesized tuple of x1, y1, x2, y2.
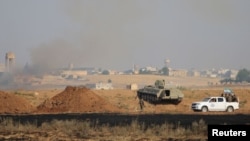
(227, 106, 234, 112)
(201, 106, 208, 112)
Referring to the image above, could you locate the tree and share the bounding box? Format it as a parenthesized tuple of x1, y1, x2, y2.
(102, 70, 110, 75)
(236, 68, 250, 82)
(161, 67, 169, 75)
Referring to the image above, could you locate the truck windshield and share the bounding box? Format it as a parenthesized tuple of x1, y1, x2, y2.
(202, 98, 211, 102)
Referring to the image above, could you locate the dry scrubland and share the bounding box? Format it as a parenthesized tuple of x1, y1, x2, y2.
(0, 117, 208, 141)
(0, 75, 250, 140)
(83, 75, 221, 88)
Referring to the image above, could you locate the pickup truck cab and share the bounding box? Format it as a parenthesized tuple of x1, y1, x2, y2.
(191, 96, 239, 112)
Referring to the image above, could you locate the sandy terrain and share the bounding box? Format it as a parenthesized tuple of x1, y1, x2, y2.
(1, 75, 249, 114)
(0, 75, 250, 140)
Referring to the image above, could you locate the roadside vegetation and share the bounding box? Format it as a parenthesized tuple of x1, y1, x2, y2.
(0, 117, 207, 141)
(220, 68, 250, 84)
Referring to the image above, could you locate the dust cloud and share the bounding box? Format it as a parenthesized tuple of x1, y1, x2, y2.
(28, 0, 245, 74)
(29, 1, 154, 74)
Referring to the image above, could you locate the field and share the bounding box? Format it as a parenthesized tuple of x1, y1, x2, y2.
(0, 75, 250, 140)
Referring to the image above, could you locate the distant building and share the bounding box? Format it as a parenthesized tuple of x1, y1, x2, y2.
(209, 74, 217, 78)
(145, 66, 157, 72)
(108, 70, 117, 75)
(85, 82, 113, 90)
(127, 83, 138, 90)
(133, 70, 139, 75)
(169, 69, 187, 77)
(187, 70, 200, 77)
(139, 66, 158, 74)
(229, 70, 238, 79)
(61, 70, 87, 79)
(5, 52, 15, 72)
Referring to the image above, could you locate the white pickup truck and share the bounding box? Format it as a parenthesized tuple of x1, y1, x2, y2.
(191, 96, 239, 112)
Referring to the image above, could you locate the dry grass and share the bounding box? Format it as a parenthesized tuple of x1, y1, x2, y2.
(0, 117, 207, 141)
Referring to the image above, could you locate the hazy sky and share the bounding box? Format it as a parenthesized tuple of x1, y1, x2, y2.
(0, 0, 250, 71)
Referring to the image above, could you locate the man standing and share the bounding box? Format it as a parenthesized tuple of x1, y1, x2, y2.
(139, 98, 145, 111)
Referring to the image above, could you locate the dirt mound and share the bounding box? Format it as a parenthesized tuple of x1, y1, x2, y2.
(36, 86, 122, 113)
(0, 91, 35, 114)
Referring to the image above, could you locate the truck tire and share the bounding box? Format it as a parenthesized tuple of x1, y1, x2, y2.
(226, 106, 234, 112)
(201, 106, 208, 112)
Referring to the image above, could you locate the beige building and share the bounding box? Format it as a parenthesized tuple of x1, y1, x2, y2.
(187, 70, 201, 77)
(169, 69, 187, 77)
(61, 70, 87, 78)
(108, 70, 117, 75)
(86, 82, 113, 90)
(127, 83, 138, 90)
